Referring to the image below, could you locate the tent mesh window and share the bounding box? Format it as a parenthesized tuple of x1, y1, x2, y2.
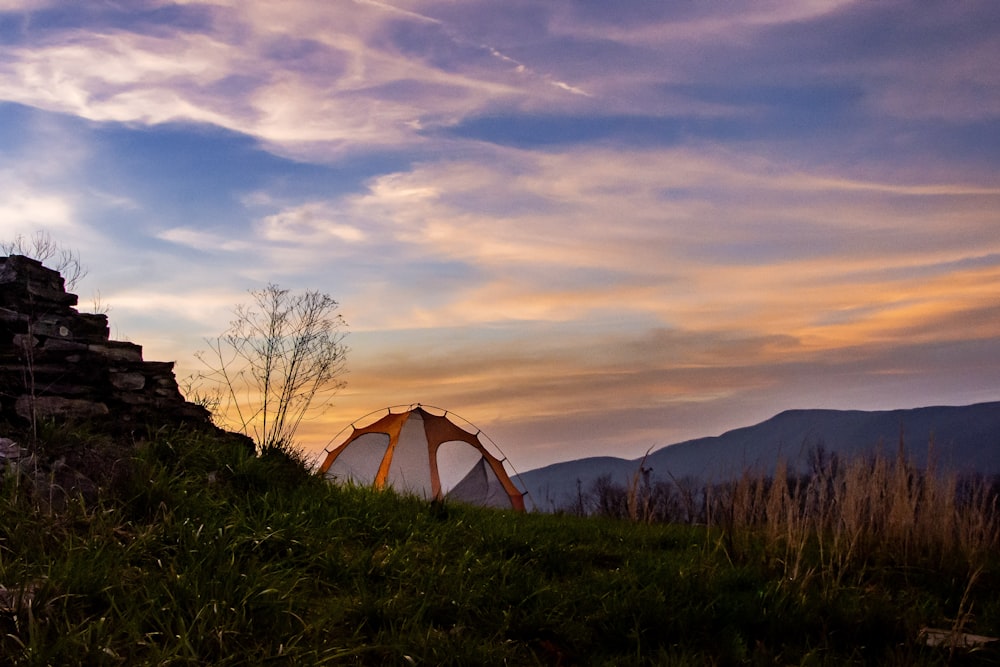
(324, 432, 389, 484)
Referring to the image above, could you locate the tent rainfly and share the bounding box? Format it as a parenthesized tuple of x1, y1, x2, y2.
(318, 405, 526, 511)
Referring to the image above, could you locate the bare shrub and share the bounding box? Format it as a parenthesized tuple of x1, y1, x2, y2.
(591, 474, 629, 519)
(191, 284, 348, 453)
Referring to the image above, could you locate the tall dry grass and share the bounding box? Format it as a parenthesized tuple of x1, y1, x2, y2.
(705, 441, 1000, 585)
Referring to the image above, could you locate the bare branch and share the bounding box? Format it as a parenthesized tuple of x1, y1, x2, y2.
(1, 231, 88, 290)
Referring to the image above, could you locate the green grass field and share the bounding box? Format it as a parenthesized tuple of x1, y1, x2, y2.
(0, 423, 997, 665)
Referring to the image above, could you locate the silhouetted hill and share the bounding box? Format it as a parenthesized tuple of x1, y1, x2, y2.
(520, 402, 1000, 512)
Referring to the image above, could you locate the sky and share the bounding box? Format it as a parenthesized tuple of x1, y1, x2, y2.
(1, 0, 998, 472)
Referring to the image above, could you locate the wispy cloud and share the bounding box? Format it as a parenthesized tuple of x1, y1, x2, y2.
(256, 202, 367, 244)
(156, 227, 252, 253)
(0, 176, 74, 231)
(0, 1, 587, 159)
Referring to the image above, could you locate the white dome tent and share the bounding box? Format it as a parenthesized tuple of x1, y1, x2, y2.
(317, 404, 526, 511)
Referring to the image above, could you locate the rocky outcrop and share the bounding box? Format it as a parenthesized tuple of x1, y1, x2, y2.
(0, 254, 212, 430)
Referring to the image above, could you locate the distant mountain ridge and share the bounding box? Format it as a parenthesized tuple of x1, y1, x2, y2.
(519, 402, 1000, 512)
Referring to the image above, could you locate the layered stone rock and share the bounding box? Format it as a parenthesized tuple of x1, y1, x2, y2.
(0, 254, 212, 429)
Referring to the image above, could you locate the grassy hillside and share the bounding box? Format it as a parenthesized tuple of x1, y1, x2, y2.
(0, 423, 998, 665)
